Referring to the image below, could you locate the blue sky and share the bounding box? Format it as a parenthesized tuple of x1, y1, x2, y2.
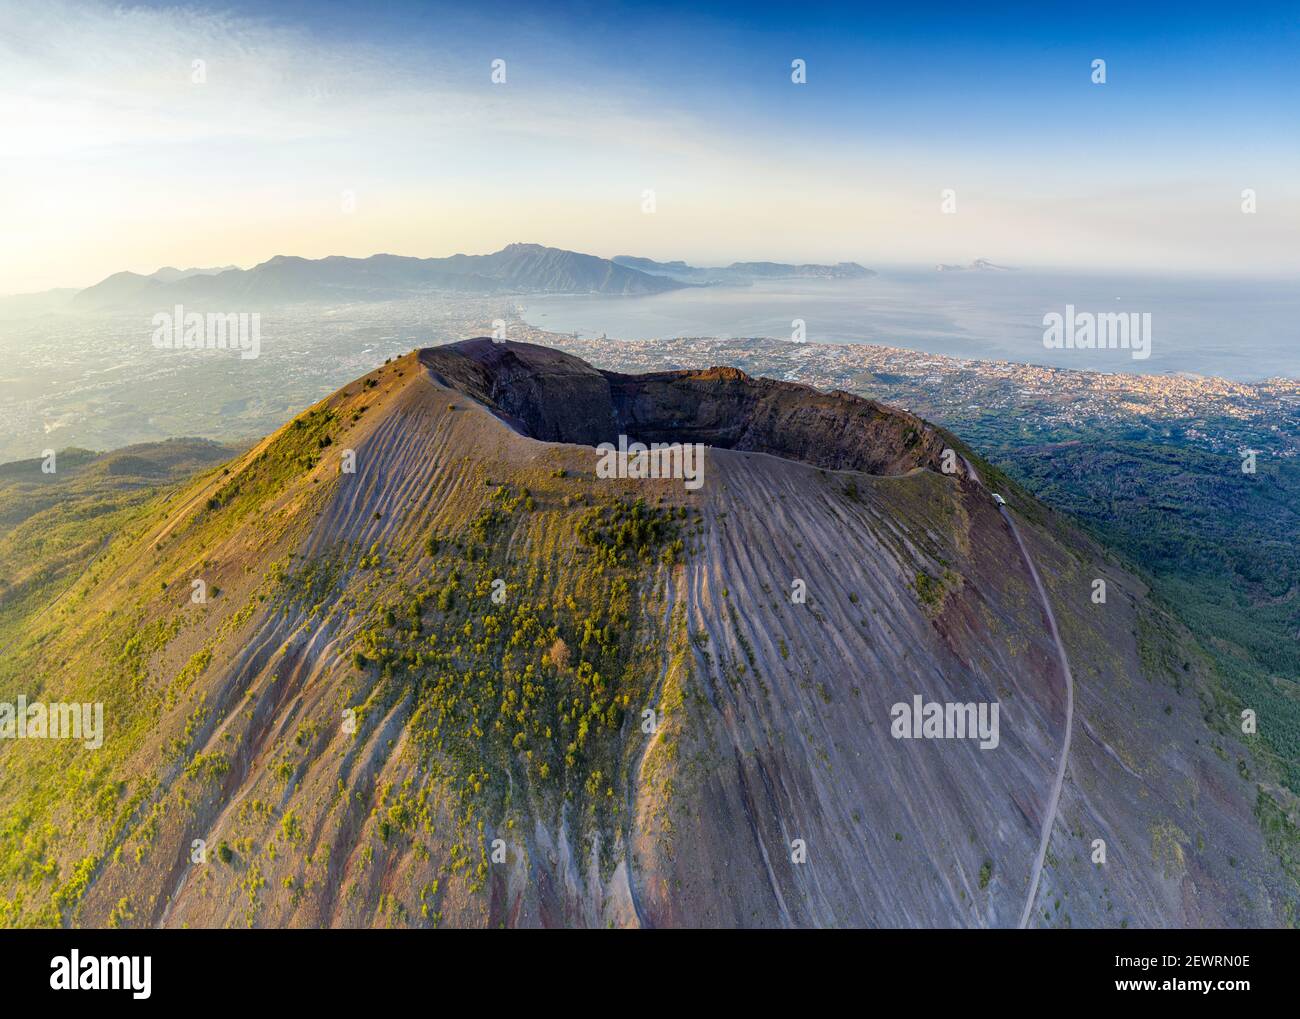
(211, 1, 1300, 129)
(2, 0, 1297, 290)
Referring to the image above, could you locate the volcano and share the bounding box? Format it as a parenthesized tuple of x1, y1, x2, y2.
(0, 340, 1287, 928)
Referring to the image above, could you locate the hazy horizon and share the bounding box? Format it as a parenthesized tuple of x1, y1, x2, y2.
(10, 244, 1300, 300)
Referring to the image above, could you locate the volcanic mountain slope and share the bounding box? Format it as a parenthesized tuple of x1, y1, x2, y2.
(0, 340, 1293, 928)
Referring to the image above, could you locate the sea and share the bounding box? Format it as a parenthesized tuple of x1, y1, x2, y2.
(519, 268, 1300, 382)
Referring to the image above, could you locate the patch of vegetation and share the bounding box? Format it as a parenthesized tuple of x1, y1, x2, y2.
(1255, 789, 1300, 923)
(322, 485, 693, 888)
(203, 406, 338, 521)
(913, 568, 960, 614)
(576, 496, 683, 568)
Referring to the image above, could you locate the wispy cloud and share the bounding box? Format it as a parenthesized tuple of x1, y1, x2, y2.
(0, 0, 725, 158)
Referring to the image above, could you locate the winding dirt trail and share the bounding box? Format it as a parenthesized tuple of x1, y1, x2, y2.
(959, 457, 1074, 929)
(1001, 504, 1074, 929)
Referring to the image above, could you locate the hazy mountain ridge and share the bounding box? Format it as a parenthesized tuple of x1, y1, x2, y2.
(67, 245, 879, 310)
(612, 254, 875, 283)
(149, 266, 241, 283)
(71, 244, 687, 309)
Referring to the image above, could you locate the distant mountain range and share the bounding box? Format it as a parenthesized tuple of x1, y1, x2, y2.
(613, 254, 874, 284)
(70, 244, 682, 308)
(55, 245, 879, 309)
